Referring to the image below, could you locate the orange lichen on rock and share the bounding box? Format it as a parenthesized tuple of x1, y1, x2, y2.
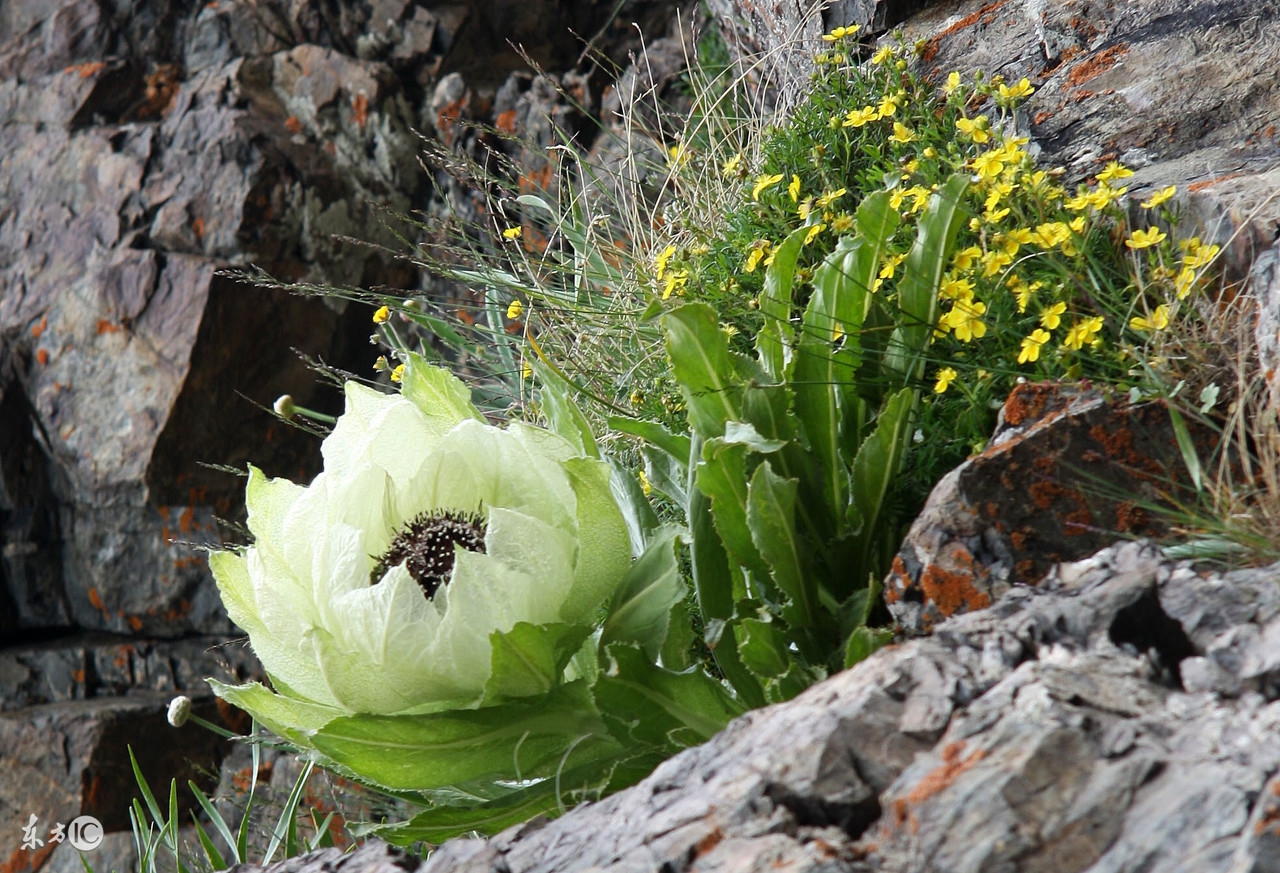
(65, 61, 106, 78)
(885, 556, 909, 603)
(891, 741, 987, 831)
(495, 109, 518, 133)
(1066, 44, 1129, 88)
(284, 115, 303, 134)
(919, 0, 1013, 63)
(351, 92, 368, 128)
(95, 319, 122, 334)
(918, 547, 992, 616)
(1188, 173, 1244, 192)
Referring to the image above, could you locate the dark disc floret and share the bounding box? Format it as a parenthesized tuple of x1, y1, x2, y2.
(371, 508, 486, 598)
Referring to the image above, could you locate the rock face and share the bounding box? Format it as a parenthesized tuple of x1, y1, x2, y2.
(0, 1, 681, 866)
(228, 543, 1280, 873)
(883, 382, 1227, 634)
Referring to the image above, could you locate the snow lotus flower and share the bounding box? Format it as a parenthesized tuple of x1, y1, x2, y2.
(208, 356, 632, 748)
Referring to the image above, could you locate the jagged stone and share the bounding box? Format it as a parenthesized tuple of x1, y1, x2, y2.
(222, 543, 1280, 873)
(0, 694, 231, 839)
(883, 381, 1223, 633)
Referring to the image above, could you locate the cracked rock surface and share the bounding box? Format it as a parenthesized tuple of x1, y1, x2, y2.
(232, 542, 1280, 873)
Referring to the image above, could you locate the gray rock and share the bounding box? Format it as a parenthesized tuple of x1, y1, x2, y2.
(222, 543, 1280, 872)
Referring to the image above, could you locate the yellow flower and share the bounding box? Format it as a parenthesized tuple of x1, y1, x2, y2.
(1140, 185, 1176, 209)
(1064, 191, 1092, 212)
(1040, 301, 1067, 330)
(1063, 316, 1104, 350)
(1174, 266, 1198, 299)
(721, 153, 743, 177)
(872, 46, 894, 65)
(984, 181, 1013, 211)
(506, 299, 523, 320)
(390, 363, 405, 383)
(804, 223, 826, 245)
(943, 71, 963, 96)
(1087, 183, 1126, 209)
(1126, 227, 1167, 249)
(1031, 221, 1071, 249)
(956, 115, 990, 143)
(1008, 275, 1039, 313)
(934, 367, 958, 394)
(502, 225, 522, 240)
(1018, 328, 1050, 364)
(970, 149, 1005, 181)
(984, 205, 1011, 224)
(877, 94, 899, 117)
(815, 188, 846, 209)
(788, 174, 802, 202)
(655, 244, 676, 279)
(822, 24, 859, 40)
(521, 359, 533, 379)
(952, 246, 982, 272)
(1097, 161, 1134, 184)
(879, 252, 907, 280)
(797, 198, 813, 220)
(1182, 242, 1220, 270)
(939, 274, 974, 300)
(752, 173, 785, 200)
(941, 297, 987, 342)
(890, 121, 916, 143)
(980, 250, 1013, 278)
(902, 158, 920, 177)
(639, 469, 652, 495)
(842, 106, 878, 128)
(373, 304, 390, 324)
(829, 213, 855, 234)
(667, 142, 691, 167)
(998, 78, 1035, 102)
(662, 269, 688, 300)
(1068, 215, 1087, 234)
(1130, 304, 1171, 332)
(744, 241, 771, 273)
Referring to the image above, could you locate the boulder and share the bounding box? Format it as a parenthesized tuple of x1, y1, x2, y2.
(224, 543, 1280, 872)
(883, 382, 1225, 633)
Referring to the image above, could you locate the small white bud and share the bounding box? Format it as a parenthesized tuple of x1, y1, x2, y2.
(273, 395, 296, 419)
(167, 695, 192, 727)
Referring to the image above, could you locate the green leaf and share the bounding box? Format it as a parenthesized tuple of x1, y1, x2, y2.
(686, 439, 767, 709)
(697, 438, 770, 581)
(756, 225, 809, 379)
(722, 420, 787, 453)
(848, 388, 914, 577)
(844, 626, 894, 669)
(608, 459, 659, 558)
(206, 680, 340, 748)
(660, 598, 695, 671)
(1166, 404, 1205, 492)
(534, 362, 599, 458)
(854, 190, 901, 266)
(887, 174, 969, 382)
(310, 681, 617, 792)
(372, 753, 635, 845)
(746, 463, 814, 627)
(596, 643, 745, 749)
(608, 415, 692, 466)
(737, 618, 790, 678)
(641, 444, 688, 505)
(663, 303, 740, 437)
(400, 354, 485, 431)
(484, 622, 592, 703)
(600, 528, 686, 660)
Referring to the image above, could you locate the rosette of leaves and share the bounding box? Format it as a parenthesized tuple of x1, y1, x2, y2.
(208, 355, 742, 843)
(614, 175, 969, 706)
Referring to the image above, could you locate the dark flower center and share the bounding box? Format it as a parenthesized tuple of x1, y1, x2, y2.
(372, 509, 486, 598)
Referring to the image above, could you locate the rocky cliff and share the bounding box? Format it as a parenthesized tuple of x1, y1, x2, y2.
(3, 0, 1280, 871)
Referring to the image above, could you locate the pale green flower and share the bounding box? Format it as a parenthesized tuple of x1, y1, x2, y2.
(210, 356, 631, 729)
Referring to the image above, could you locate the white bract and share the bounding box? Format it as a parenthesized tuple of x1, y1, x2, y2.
(210, 357, 631, 723)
